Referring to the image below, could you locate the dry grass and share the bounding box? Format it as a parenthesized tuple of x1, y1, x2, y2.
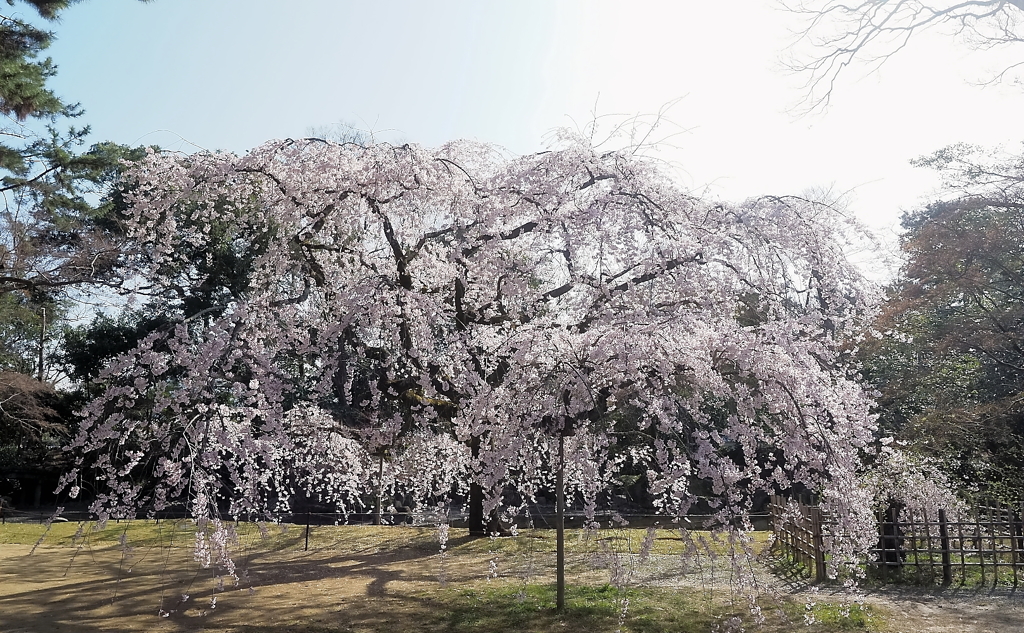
(0, 520, 886, 632)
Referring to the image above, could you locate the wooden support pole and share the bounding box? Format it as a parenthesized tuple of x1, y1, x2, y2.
(556, 433, 565, 613)
(938, 509, 952, 586)
(811, 506, 826, 582)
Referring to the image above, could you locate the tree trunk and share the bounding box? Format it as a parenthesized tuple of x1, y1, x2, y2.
(468, 482, 485, 535)
(468, 436, 485, 535)
(467, 436, 517, 537)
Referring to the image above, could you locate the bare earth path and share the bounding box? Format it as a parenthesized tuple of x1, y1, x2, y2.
(817, 587, 1024, 633)
(761, 571, 1024, 633)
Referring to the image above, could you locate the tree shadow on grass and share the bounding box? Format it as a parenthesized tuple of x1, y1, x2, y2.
(0, 531, 524, 633)
(2, 539, 915, 633)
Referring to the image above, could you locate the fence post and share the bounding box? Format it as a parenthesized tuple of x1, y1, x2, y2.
(811, 506, 826, 582)
(878, 509, 887, 583)
(938, 509, 952, 586)
(1013, 507, 1023, 588)
(1011, 505, 1019, 553)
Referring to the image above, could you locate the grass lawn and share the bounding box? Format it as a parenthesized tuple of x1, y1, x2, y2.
(0, 520, 887, 632)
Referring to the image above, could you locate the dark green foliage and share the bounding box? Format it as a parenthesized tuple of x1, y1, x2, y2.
(7, 1, 78, 21)
(59, 309, 170, 385)
(0, 1, 150, 477)
(0, 2, 70, 122)
(860, 153, 1024, 499)
(0, 2, 151, 298)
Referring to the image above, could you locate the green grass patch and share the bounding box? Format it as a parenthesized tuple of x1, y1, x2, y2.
(794, 601, 883, 631)
(414, 583, 884, 633)
(807, 601, 880, 630)
(0, 520, 771, 557)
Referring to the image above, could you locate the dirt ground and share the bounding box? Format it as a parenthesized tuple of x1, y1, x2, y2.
(794, 586, 1024, 633)
(1, 530, 1022, 633)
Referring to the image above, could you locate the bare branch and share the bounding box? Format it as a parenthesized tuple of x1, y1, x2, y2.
(784, 0, 1024, 112)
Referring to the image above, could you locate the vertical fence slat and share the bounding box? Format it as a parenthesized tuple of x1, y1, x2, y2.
(926, 508, 936, 582)
(1017, 503, 1024, 562)
(957, 513, 967, 583)
(976, 507, 986, 587)
(879, 509, 887, 583)
(990, 503, 999, 587)
(915, 507, 925, 583)
(1012, 512, 1019, 589)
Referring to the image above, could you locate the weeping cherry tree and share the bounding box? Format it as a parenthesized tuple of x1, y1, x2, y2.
(61, 134, 881, 602)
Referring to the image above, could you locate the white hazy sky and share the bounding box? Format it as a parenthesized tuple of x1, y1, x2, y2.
(42, 0, 1024, 264)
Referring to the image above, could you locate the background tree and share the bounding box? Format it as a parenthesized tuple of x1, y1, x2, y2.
(860, 143, 1024, 500)
(0, 0, 149, 492)
(0, 0, 152, 296)
(306, 120, 372, 146)
(785, 0, 1024, 110)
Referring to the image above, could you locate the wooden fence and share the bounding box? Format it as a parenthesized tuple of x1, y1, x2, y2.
(768, 495, 1024, 587)
(768, 495, 827, 581)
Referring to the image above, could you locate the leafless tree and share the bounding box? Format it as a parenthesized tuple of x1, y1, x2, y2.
(0, 370, 60, 448)
(784, 0, 1024, 112)
(305, 121, 373, 146)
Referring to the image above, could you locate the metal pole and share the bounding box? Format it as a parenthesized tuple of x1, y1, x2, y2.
(374, 454, 384, 526)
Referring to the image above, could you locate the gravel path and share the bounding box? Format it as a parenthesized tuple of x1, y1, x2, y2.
(794, 586, 1024, 633)
(618, 552, 1024, 632)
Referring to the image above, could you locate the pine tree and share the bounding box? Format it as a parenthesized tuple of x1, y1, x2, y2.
(0, 1, 146, 481)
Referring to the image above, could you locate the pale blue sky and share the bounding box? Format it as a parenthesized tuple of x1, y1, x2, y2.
(40, 0, 1024, 254)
